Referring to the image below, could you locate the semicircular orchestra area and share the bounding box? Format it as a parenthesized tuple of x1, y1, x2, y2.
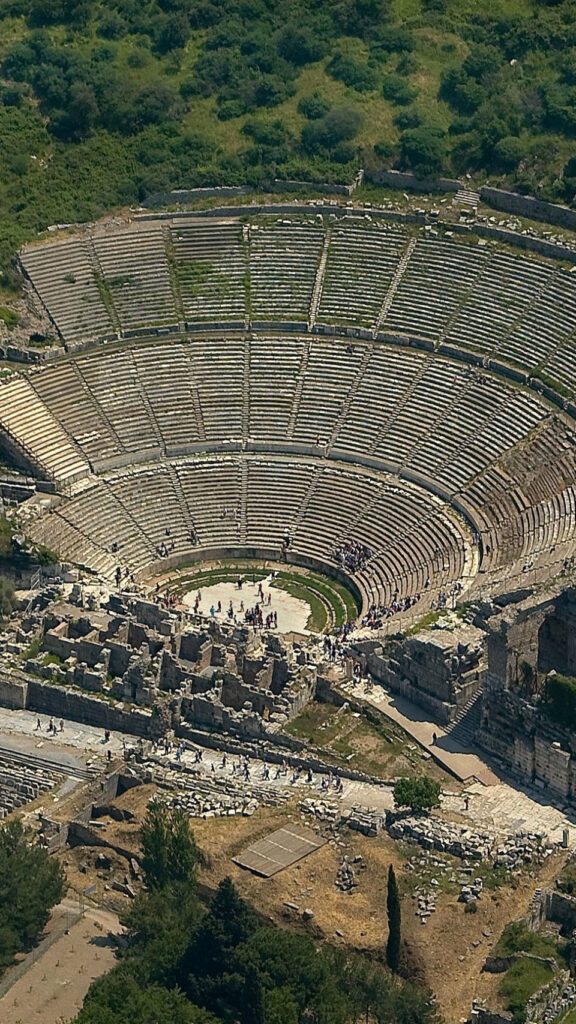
(4, 205, 576, 629)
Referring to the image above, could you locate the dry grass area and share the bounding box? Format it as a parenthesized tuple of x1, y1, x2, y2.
(286, 701, 454, 785)
(38, 773, 568, 1024)
(401, 849, 568, 1021)
(192, 805, 568, 1022)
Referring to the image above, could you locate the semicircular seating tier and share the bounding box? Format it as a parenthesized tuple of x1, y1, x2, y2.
(1, 330, 576, 609)
(18, 210, 576, 399)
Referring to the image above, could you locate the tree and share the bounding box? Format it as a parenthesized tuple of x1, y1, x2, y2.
(140, 798, 203, 889)
(263, 986, 299, 1024)
(382, 73, 418, 105)
(156, 12, 191, 54)
(327, 52, 378, 92)
(76, 970, 217, 1024)
(122, 883, 203, 989)
(400, 125, 446, 177)
(301, 105, 363, 153)
(493, 135, 525, 170)
(543, 672, 576, 729)
(393, 776, 441, 813)
(278, 26, 326, 66)
(297, 93, 330, 120)
(0, 818, 65, 971)
(386, 864, 401, 973)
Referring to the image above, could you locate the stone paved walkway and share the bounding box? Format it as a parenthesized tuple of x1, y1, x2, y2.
(344, 680, 576, 848)
(0, 707, 124, 764)
(0, 702, 574, 847)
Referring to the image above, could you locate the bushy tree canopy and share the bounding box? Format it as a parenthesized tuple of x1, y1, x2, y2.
(0, 818, 65, 971)
(141, 798, 204, 889)
(393, 776, 442, 813)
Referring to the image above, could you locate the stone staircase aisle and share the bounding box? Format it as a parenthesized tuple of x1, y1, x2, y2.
(446, 688, 483, 748)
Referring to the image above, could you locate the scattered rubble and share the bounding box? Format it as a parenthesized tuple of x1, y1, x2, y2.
(388, 815, 492, 860)
(388, 815, 559, 867)
(458, 878, 483, 903)
(335, 855, 358, 892)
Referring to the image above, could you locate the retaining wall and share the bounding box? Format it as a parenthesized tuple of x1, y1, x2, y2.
(480, 187, 576, 232)
(0, 674, 154, 737)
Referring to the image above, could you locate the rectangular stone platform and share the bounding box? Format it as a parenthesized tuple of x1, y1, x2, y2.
(233, 824, 326, 877)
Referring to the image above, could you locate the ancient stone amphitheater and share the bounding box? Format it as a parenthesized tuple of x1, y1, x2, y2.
(3, 203, 576, 616)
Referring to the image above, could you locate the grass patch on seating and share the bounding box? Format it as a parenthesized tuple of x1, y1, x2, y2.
(404, 609, 444, 635)
(156, 559, 360, 633)
(494, 920, 561, 961)
(286, 699, 430, 776)
(498, 959, 555, 1021)
(0, 307, 18, 328)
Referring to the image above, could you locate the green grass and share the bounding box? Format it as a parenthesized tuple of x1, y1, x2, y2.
(404, 610, 444, 635)
(161, 560, 360, 634)
(559, 1007, 576, 1024)
(494, 921, 560, 961)
(285, 699, 416, 775)
(499, 960, 555, 1022)
(43, 652, 64, 667)
(0, 306, 18, 327)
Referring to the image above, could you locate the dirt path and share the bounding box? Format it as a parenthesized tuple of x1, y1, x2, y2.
(0, 903, 121, 1024)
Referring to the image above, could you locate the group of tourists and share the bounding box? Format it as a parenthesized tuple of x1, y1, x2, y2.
(332, 539, 371, 573)
(361, 592, 423, 629)
(184, 577, 283, 631)
(177, 749, 347, 793)
(35, 716, 64, 734)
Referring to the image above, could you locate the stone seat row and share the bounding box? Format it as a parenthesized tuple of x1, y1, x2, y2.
(0, 377, 89, 483)
(27, 456, 469, 604)
(17, 216, 576, 403)
(93, 229, 177, 330)
(20, 238, 113, 341)
(4, 336, 557, 496)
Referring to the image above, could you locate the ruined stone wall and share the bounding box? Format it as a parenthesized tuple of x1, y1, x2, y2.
(478, 686, 576, 799)
(367, 169, 461, 192)
(25, 679, 152, 736)
(44, 631, 107, 669)
(0, 676, 27, 709)
(365, 651, 454, 723)
(479, 186, 576, 232)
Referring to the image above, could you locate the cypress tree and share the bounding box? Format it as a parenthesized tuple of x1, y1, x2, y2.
(386, 863, 401, 973)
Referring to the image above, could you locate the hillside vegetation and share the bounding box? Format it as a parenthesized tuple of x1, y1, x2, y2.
(0, 0, 576, 283)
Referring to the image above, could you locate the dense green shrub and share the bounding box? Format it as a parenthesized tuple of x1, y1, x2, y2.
(382, 73, 418, 105)
(0, 0, 575, 282)
(542, 672, 576, 729)
(327, 52, 378, 92)
(393, 776, 442, 812)
(0, 818, 65, 972)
